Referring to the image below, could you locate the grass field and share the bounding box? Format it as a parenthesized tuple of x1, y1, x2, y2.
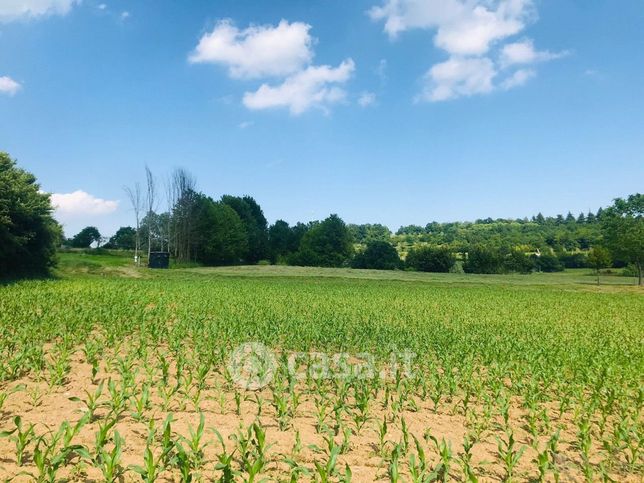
(0, 252, 642, 481)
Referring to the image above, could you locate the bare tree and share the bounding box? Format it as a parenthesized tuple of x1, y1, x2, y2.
(170, 168, 196, 262)
(145, 166, 157, 260)
(123, 182, 143, 266)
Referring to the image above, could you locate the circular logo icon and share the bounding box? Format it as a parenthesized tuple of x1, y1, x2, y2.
(227, 342, 277, 390)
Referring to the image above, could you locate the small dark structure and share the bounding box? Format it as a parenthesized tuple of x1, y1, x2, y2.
(148, 252, 170, 269)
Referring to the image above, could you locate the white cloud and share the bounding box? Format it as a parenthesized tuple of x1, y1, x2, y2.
(500, 39, 567, 67)
(243, 59, 355, 115)
(51, 190, 119, 218)
(189, 19, 313, 79)
(370, 0, 566, 101)
(97, 3, 106, 10)
(0, 0, 80, 22)
(500, 68, 535, 89)
(420, 56, 496, 101)
(0, 76, 21, 96)
(238, 121, 254, 129)
(358, 91, 376, 107)
(120, 10, 129, 20)
(369, 0, 534, 56)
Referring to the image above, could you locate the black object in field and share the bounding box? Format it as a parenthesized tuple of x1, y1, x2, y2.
(148, 252, 170, 269)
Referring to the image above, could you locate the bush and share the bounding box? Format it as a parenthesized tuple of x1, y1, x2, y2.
(558, 252, 589, 269)
(406, 246, 456, 273)
(463, 246, 505, 274)
(533, 253, 564, 272)
(505, 250, 535, 274)
(352, 241, 401, 270)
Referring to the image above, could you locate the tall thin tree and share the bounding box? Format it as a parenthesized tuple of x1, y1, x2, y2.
(145, 166, 157, 260)
(124, 182, 143, 266)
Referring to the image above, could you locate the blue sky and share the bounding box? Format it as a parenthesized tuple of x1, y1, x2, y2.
(1, 0, 643, 237)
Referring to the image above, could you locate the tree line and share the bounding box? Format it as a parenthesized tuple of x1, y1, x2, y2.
(1, 153, 642, 284)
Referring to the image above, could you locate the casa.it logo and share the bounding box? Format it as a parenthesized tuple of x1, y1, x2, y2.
(227, 342, 277, 390)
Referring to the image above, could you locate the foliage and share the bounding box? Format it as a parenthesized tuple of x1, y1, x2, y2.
(291, 215, 353, 267)
(601, 194, 643, 285)
(221, 195, 269, 263)
(351, 240, 401, 270)
(70, 226, 102, 249)
(104, 227, 136, 250)
(405, 246, 455, 273)
(193, 195, 247, 266)
(533, 253, 564, 273)
(463, 246, 506, 274)
(0, 153, 60, 277)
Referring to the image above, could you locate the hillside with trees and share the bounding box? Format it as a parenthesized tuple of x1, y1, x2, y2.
(2, 156, 641, 284)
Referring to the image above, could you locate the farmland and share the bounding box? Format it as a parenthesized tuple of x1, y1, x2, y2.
(0, 260, 642, 482)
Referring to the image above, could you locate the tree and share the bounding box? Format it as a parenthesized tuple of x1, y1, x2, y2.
(268, 220, 295, 263)
(193, 195, 248, 265)
(292, 214, 353, 267)
(405, 246, 455, 273)
(71, 226, 101, 248)
(463, 246, 505, 274)
(0, 153, 61, 276)
(124, 182, 143, 265)
(352, 240, 401, 270)
(601, 194, 643, 285)
(588, 246, 611, 285)
(221, 195, 269, 263)
(145, 166, 157, 260)
(105, 226, 136, 250)
(533, 252, 564, 272)
(169, 168, 197, 263)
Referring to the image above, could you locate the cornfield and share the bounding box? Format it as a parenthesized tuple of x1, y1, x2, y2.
(0, 271, 642, 481)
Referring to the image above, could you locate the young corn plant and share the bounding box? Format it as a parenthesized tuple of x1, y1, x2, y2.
(0, 415, 36, 466)
(96, 430, 126, 483)
(496, 429, 525, 483)
(68, 381, 105, 421)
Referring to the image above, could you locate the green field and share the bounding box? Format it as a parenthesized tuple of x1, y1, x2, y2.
(0, 253, 642, 481)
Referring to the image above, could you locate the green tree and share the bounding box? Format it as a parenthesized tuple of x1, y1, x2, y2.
(221, 195, 269, 263)
(0, 153, 60, 276)
(463, 246, 506, 274)
(194, 195, 248, 266)
(105, 226, 136, 250)
(587, 246, 611, 285)
(70, 226, 102, 248)
(601, 194, 643, 285)
(533, 252, 564, 273)
(292, 214, 353, 267)
(352, 240, 401, 270)
(405, 246, 455, 273)
(268, 220, 295, 263)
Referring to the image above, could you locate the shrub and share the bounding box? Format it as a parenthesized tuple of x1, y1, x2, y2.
(406, 246, 455, 273)
(352, 241, 401, 270)
(463, 246, 505, 274)
(533, 253, 564, 272)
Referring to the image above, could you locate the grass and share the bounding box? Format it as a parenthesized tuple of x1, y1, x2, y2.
(0, 250, 641, 481)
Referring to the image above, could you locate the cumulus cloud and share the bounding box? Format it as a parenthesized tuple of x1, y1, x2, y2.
(500, 68, 535, 89)
(0, 76, 21, 96)
(51, 190, 119, 217)
(369, 0, 534, 55)
(0, 0, 80, 22)
(370, 0, 565, 101)
(243, 60, 355, 115)
(358, 91, 377, 107)
(500, 39, 568, 67)
(189, 19, 314, 79)
(420, 57, 496, 101)
(191, 19, 354, 114)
